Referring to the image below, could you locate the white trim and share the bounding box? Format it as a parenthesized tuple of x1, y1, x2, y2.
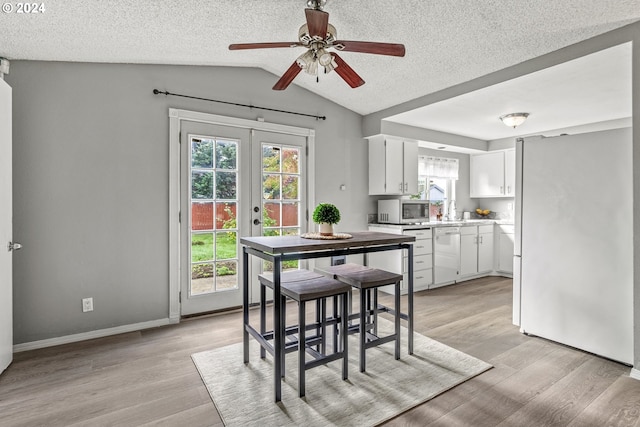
(13, 318, 175, 353)
(168, 108, 315, 318)
(169, 109, 314, 137)
(169, 114, 181, 321)
(630, 368, 640, 380)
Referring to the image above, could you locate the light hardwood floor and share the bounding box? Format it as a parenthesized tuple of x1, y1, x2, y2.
(1, 276, 638, 426)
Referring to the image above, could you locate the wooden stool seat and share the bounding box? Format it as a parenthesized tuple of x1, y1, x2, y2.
(281, 276, 352, 301)
(258, 269, 324, 289)
(258, 269, 349, 398)
(316, 263, 402, 372)
(316, 263, 403, 289)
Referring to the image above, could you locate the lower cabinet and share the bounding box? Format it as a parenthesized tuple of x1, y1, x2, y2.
(368, 226, 433, 294)
(368, 223, 510, 293)
(460, 225, 494, 279)
(497, 225, 514, 274)
(478, 225, 495, 273)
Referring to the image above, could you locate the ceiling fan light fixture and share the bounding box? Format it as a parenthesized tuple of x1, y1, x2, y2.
(317, 48, 332, 66)
(296, 50, 315, 69)
(304, 57, 318, 75)
(500, 112, 530, 128)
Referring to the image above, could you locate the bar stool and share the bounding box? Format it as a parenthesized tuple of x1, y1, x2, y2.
(258, 270, 351, 397)
(316, 263, 402, 372)
(258, 269, 324, 359)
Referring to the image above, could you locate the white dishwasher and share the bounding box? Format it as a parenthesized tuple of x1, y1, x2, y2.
(433, 226, 460, 287)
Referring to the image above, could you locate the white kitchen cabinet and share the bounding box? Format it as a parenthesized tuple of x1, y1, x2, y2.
(368, 135, 418, 195)
(470, 150, 515, 198)
(478, 225, 494, 273)
(460, 225, 494, 278)
(367, 226, 432, 294)
(497, 224, 514, 273)
(460, 226, 478, 277)
(505, 149, 516, 196)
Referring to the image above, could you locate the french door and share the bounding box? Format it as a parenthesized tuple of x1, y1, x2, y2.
(178, 120, 310, 316)
(249, 130, 308, 303)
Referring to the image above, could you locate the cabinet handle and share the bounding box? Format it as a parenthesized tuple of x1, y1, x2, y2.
(507, 185, 511, 194)
(500, 186, 504, 194)
(399, 183, 403, 191)
(480, 236, 484, 244)
(404, 182, 408, 192)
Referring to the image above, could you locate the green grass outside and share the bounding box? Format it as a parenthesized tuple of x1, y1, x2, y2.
(192, 231, 297, 275)
(191, 232, 237, 262)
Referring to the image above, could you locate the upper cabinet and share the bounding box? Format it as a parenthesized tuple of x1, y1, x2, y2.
(368, 135, 418, 195)
(470, 149, 515, 198)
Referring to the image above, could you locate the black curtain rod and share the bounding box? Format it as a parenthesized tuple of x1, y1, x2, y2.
(152, 89, 326, 121)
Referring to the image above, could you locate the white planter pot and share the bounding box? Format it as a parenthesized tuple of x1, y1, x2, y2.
(318, 223, 334, 236)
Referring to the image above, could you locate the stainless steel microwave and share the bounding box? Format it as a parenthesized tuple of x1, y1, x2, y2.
(377, 199, 430, 224)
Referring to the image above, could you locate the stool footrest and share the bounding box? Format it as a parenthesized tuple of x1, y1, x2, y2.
(305, 351, 346, 370)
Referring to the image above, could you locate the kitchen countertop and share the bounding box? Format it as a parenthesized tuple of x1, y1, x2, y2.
(369, 220, 514, 230)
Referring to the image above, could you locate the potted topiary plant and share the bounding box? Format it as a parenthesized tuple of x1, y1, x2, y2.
(312, 203, 341, 236)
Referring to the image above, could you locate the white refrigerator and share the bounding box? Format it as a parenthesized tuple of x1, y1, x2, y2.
(514, 129, 633, 365)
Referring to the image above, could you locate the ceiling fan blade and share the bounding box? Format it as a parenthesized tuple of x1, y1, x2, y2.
(229, 42, 302, 50)
(333, 40, 406, 57)
(332, 54, 365, 88)
(305, 8, 329, 39)
(272, 61, 303, 90)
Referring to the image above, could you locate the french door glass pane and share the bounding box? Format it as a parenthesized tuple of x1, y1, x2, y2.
(190, 137, 239, 296)
(261, 143, 302, 271)
(192, 201, 213, 230)
(282, 175, 298, 199)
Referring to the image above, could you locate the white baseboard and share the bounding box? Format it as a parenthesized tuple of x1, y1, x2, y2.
(630, 368, 640, 381)
(13, 318, 175, 353)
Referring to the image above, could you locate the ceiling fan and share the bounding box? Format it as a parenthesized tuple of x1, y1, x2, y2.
(228, 0, 405, 90)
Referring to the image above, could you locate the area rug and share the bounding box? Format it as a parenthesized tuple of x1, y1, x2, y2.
(192, 319, 492, 427)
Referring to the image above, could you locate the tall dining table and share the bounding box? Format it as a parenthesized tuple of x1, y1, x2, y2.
(240, 231, 416, 402)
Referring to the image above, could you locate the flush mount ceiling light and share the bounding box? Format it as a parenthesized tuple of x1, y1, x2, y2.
(499, 112, 530, 128)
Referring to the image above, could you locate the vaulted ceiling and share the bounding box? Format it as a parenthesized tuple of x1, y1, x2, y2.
(2, 0, 639, 118)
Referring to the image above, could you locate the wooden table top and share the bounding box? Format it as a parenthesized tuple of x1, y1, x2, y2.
(240, 231, 415, 254)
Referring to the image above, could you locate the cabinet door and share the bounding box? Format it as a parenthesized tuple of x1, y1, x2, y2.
(470, 151, 505, 197)
(460, 233, 478, 276)
(478, 231, 494, 273)
(368, 136, 386, 195)
(386, 138, 404, 194)
(505, 149, 516, 196)
(498, 232, 514, 273)
(403, 140, 418, 194)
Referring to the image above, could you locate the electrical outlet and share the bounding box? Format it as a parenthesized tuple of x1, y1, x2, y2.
(82, 297, 93, 312)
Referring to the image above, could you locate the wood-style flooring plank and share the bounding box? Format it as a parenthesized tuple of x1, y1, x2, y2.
(1, 276, 639, 427)
(567, 375, 640, 427)
(496, 357, 626, 426)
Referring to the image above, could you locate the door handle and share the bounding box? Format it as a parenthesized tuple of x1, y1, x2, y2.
(253, 219, 261, 225)
(7, 241, 22, 252)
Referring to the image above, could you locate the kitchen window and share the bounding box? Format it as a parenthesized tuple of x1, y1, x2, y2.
(419, 156, 459, 219)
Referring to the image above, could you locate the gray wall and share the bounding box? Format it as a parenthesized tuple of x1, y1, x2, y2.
(7, 61, 365, 344)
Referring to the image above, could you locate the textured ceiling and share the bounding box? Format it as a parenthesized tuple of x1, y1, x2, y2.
(0, 0, 639, 115)
(387, 43, 632, 142)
